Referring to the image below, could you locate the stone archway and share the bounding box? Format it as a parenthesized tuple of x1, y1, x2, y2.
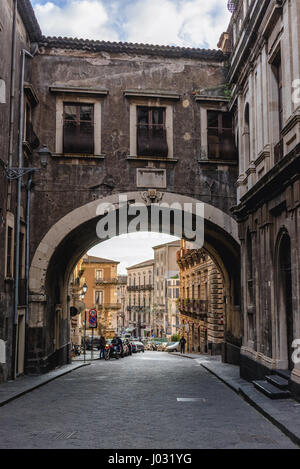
(27, 192, 240, 373)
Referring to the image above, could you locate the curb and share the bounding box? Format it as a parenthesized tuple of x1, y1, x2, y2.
(169, 352, 300, 447)
(239, 386, 300, 448)
(0, 362, 90, 408)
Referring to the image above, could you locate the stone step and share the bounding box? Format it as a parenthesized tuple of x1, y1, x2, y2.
(266, 374, 289, 390)
(275, 369, 291, 380)
(253, 380, 291, 399)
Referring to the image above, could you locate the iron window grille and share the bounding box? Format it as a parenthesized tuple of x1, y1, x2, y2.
(63, 103, 94, 154)
(137, 106, 168, 157)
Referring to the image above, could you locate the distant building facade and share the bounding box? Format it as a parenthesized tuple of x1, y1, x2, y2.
(72, 255, 121, 341)
(152, 240, 181, 338)
(166, 277, 180, 338)
(116, 275, 128, 335)
(177, 240, 225, 354)
(126, 260, 155, 338)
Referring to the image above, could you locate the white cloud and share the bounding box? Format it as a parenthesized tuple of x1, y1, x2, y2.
(88, 233, 179, 275)
(33, 0, 231, 48)
(123, 0, 231, 49)
(33, 0, 119, 41)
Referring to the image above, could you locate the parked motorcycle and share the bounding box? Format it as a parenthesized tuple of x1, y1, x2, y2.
(72, 344, 81, 356)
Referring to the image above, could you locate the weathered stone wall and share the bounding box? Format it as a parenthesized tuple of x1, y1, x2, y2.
(29, 45, 237, 262)
(0, 0, 35, 382)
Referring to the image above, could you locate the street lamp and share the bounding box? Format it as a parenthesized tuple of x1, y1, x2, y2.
(82, 283, 88, 295)
(5, 143, 51, 180)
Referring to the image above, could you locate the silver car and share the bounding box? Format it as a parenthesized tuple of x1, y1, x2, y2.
(166, 341, 180, 352)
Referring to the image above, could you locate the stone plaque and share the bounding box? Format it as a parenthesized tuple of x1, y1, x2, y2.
(136, 168, 166, 189)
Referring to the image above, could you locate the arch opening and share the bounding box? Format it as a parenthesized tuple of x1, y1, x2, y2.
(27, 193, 241, 373)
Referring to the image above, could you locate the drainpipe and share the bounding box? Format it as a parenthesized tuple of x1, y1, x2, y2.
(11, 48, 35, 379)
(24, 172, 33, 370)
(7, 0, 18, 209)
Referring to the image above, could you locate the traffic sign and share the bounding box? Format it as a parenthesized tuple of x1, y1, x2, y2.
(88, 309, 97, 328)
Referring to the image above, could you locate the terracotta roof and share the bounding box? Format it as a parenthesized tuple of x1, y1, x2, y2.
(39, 36, 227, 61)
(83, 255, 119, 265)
(127, 259, 155, 270)
(19, 0, 42, 42)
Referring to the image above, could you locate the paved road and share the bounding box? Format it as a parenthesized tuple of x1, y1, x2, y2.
(0, 352, 297, 449)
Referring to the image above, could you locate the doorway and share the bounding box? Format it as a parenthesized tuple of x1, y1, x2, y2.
(278, 232, 294, 370)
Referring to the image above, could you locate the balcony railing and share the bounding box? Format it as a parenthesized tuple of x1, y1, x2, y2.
(178, 299, 209, 315)
(274, 138, 284, 164)
(127, 284, 153, 291)
(95, 279, 118, 285)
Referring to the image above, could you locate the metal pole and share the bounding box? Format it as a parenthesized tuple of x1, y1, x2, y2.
(24, 172, 33, 372)
(91, 326, 94, 360)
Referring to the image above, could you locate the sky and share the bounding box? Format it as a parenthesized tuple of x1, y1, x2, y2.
(88, 232, 180, 275)
(31, 0, 231, 49)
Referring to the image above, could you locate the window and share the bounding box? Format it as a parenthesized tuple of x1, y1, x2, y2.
(207, 111, 237, 160)
(273, 52, 283, 132)
(95, 269, 103, 281)
(63, 103, 94, 154)
(137, 106, 168, 157)
(6, 226, 13, 278)
(95, 290, 103, 305)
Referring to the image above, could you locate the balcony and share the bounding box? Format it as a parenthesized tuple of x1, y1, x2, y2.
(127, 284, 154, 292)
(95, 278, 118, 285)
(178, 299, 208, 318)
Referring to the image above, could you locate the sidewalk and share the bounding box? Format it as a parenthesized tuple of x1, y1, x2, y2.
(0, 362, 89, 407)
(170, 352, 300, 447)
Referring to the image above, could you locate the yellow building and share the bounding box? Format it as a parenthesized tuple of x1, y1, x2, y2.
(72, 255, 121, 342)
(177, 241, 225, 355)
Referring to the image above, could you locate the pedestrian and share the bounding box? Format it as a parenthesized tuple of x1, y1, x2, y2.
(180, 336, 186, 354)
(99, 335, 106, 359)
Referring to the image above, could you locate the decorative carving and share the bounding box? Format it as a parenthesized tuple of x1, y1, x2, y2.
(141, 189, 164, 204)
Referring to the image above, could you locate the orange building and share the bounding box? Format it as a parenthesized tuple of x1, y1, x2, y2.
(72, 255, 121, 342)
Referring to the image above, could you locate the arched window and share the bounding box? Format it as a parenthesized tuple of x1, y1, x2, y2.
(277, 230, 294, 370)
(244, 103, 251, 165)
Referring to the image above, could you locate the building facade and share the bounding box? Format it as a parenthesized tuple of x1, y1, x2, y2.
(224, 0, 300, 397)
(0, 0, 41, 383)
(177, 240, 225, 354)
(116, 275, 128, 335)
(73, 255, 121, 341)
(126, 260, 155, 338)
(152, 240, 181, 338)
(166, 277, 180, 338)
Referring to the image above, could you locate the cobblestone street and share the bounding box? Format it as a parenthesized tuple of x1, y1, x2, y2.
(0, 353, 297, 449)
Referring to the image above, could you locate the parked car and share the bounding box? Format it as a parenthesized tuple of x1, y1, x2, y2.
(131, 340, 145, 353)
(157, 342, 168, 351)
(166, 341, 180, 352)
(86, 336, 101, 350)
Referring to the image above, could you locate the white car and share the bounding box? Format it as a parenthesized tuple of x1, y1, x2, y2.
(166, 341, 180, 352)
